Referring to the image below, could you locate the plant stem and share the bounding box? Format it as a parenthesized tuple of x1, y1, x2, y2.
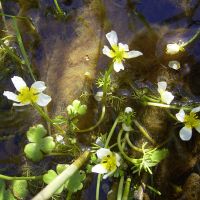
(117, 175, 124, 200)
(66, 191, 72, 200)
(117, 129, 134, 163)
(133, 119, 155, 144)
(12, 17, 36, 81)
(144, 102, 191, 110)
(76, 105, 106, 132)
(105, 116, 119, 148)
(125, 133, 142, 153)
(32, 151, 90, 200)
(122, 177, 131, 200)
(53, 0, 64, 15)
(182, 29, 200, 48)
(96, 174, 102, 200)
(32, 103, 65, 134)
(0, 174, 42, 181)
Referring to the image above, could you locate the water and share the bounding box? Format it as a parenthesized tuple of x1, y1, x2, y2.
(0, 0, 200, 199)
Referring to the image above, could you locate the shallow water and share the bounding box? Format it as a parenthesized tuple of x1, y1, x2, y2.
(1, 0, 200, 199)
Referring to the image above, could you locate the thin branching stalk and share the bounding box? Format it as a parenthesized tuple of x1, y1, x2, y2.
(133, 119, 156, 144)
(32, 151, 90, 200)
(182, 29, 200, 48)
(122, 177, 131, 200)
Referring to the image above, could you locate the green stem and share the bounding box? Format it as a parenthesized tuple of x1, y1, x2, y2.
(145, 102, 191, 110)
(45, 152, 68, 156)
(117, 129, 134, 163)
(32, 103, 65, 134)
(96, 174, 102, 200)
(33, 151, 90, 200)
(105, 116, 120, 148)
(117, 175, 124, 200)
(76, 105, 106, 132)
(133, 119, 155, 144)
(53, 0, 64, 15)
(125, 133, 142, 153)
(66, 191, 72, 200)
(12, 17, 36, 81)
(0, 174, 42, 181)
(182, 29, 200, 48)
(122, 177, 131, 200)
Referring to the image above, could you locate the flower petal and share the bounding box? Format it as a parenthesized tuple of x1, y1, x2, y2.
(113, 62, 124, 72)
(161, 91, 174, 104)
(36, 93, 51, 107)
(195, 124, 200, 133)
(168, 60, 180, 70)
(31, 81, 46, 92)
(95, 91, 103, 102)
(106, 30, 118, 47)
(124, 50, 143, 58)
(118, 43, 129, 51)
(102, 46, 114, 58)
(166, 43, 180, 55)
(103, 170, 115, 179)
(179, 126, 192, 141)
(122, 123, 133, 132)
(192, 106, 200, 113)
(157, 81, 167, 94)
(125, 107, 132, 113)
(11, 76, 27, 91)
(13, 102, 29, 106)
(3, 91, 19, 102)
(176, 109, 185, 122)
(115, 153, 121, 166)
(92, 164, 108, 174)
(96, 148, 111, 159)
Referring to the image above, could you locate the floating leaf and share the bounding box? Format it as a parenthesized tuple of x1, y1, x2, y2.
(0, 180, 16, 200)
(24, 124, 55, 162)
(67, 100, 87, 117)
(150, 149, 168, 163)
(12, 180, 28, 199)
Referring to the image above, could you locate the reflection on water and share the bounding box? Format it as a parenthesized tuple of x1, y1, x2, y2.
(0, 0, 200, 199)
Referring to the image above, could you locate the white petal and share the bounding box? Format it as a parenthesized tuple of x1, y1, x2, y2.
(157, 81, 167, 94)
(125, 107, 132, 113)
(179, 126, 192, 141)
(176, 109, 185, 122)
(36, 93, 51, 107)
(191, 106, 200, 113)
(166, 43, 180, 55)
(124, 50, 143, 58)
(13, 102, 29, 106)
(92, 164, 108, 174)
(115, 153, 121, 166)
(195, 125, 200, 133)
(3, 91, 19, 102)
(168, 60, 180, 70)
(103, 170, 115, 179)
(118, 43, 129, 51)
(11, 76, 27, 91)
(95, 91, 103, 102)
(96, 148, 111, 159)
(102, 45, 114, 58)
(106, 30, 118, 47)
(122, 123, 133, 132)
(31, 81, 46, 92)
(113, 62, 124, 72)
(161, 91, 174, 104)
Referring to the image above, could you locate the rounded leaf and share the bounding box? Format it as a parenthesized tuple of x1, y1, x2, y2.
(78, 105, 87, 115)
(12, 180, 28, 199)
(40, 137, 55, 153)
(24, 143, 43, 162)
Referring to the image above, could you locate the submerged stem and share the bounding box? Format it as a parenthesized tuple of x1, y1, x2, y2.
(122, 177, 131, 200)
(182, 29, 200, 48)
(96, 174, 102, 200)
(0, 174, 42, 181)
(145, 102, 191, 110)
(117, 175, 124, 200)
(125, 133, 142, 152)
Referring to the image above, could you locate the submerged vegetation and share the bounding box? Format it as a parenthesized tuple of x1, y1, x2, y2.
(0, 0, 200, 200)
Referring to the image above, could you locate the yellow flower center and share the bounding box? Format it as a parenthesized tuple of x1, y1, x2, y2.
(184, 112, 199, 128)
(111, 45, 126, 63)
(17, 86, 39, 104)
(101, 153, 117, 172)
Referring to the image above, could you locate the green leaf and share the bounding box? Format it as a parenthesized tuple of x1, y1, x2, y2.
(0, 180, 16, 200)
(27, 124, 47, 143)
(56, 164, 67, 174)
(39, 137, 55, 154)
(52, 116, 66, 125)
(78, 105, 87, 115)
(65, 170, 86, 193)
(12, 180, 28, 199)
(72, 100, 81, 110)
(24, 143, 43, 162)
(150, 149, 168, 162)
(43, 170, 64, 194)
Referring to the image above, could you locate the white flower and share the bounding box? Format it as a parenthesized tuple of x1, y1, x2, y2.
(56, 135, 65, 144)
(122, 107, 133, 132)
(166, 42, 184, 55)
(168, 60, 181, 70)
(176, 107, 200, 141)
(3, 76, 51, 107)
(92, 148, 121, 179)
(94, 91, 103, 102)
(102, 30, 143, 72)
(157, 81, 174, 104)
